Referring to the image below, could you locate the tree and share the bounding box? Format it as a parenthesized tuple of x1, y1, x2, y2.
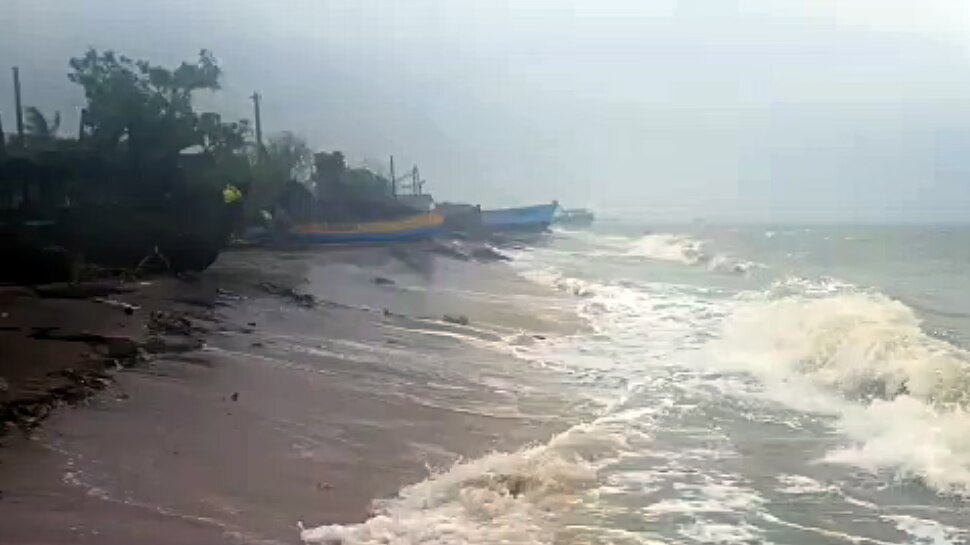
(198, 113, 251, 156)
(265, 131, 313, 183)
(67, 49, 236, 164)
(312, 150, 346, 199)
(342, 167, 390, 197)
(67, 48, 253, 203)
(239, 132, 313, 222)
(24, 107, 61, 142)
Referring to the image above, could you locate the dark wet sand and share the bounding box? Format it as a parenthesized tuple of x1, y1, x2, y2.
(0, 244, 583, 544)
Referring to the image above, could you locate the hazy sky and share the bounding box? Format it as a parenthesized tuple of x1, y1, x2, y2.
(4, 0, 970, 222)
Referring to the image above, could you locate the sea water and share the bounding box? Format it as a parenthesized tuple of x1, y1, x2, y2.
(303, 222, 970, 545)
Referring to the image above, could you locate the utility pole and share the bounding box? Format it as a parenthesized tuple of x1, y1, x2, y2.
(12, 67, 25, 146)
(250, 91, 263, 156)
(0, 111, 6, 156)
(389, 154, 396, 197)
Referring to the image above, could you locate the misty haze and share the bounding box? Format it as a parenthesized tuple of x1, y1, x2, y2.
(2, 2, 970, 545)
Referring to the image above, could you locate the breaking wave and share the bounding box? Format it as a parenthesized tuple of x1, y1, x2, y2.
(627, 233, 707, 265)
(711, 285, 970, 494)
(716, 290, 970, 408)
(626, 233, 761, 275)
(300, 424, 624, 545)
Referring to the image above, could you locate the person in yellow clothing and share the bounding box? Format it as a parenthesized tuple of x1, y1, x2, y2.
(223, 184, 242, 204)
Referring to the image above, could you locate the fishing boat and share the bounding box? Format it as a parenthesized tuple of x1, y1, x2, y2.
(480, 202, 558, 233)
(288, 212, 445, 244)
(554, 208, 595, 227)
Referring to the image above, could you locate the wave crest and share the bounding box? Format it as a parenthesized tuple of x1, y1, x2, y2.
(300, 425, 618, 545)
(627, 234, 706, 265)
(713, 286, 970, 495)
(625, 233, 759, 275)
(718, 292, 970, 408)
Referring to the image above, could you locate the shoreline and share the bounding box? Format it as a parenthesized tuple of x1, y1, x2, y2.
(0, 239, 582, 544)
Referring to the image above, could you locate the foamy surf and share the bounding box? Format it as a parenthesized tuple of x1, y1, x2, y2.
(610, 233, 763, 274)
(302, 225, 970, 544)
(627, 233, 706, 265)
(711, 284, 970, 495)
(300, 423, 627, 545)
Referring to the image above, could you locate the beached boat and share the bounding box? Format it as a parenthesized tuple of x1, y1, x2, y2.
(554, 208, 595, 227)
(480, 202, 558, 232)
(288, 212, 445, 244)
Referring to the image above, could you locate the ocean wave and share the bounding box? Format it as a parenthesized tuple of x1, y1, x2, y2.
(626, 233, 761, 275)
(718, 291, 970, 407)
(545, 230, 763, 276)
(627, 233, 706, 265)
(705, 254, 762, 275)
(711, 286, 970, 494)
(300, 424, 623, 545)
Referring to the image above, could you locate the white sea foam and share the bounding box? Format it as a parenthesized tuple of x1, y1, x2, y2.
(623, 233, 760, 275)
(305, 231, 970, 544)
(301, 241, 736, 544)
(774, 474, 837, 495)
(884, 514, 966, 545)
(711, 285, 970, 495)
(300, 422, 630, 545)
(627, 233, 706, 265)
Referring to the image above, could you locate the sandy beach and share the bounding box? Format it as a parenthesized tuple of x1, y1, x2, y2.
(0, 242, 584, 544)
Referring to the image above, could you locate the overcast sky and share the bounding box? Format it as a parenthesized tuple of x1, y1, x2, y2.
(4, 0, 970, 222)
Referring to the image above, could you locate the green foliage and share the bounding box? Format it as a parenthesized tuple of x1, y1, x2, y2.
(24, 107, 61, 142)
(310, 150, 390, 201)
(341, 167, 390, 197)
(67, 48, 247, 172)
(198, 113, 251, 156)
(265, 131, 313, 183)
(312, 150, 346, 199)
(239, 132, 313, 223)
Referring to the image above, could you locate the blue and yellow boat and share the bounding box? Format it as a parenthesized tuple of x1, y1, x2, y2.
(289, 212, 445, 244)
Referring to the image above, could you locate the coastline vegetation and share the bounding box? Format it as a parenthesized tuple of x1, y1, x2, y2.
(0, 48, 402, 282)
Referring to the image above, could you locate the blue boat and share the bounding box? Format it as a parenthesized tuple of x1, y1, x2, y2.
(480, 202, 558, 232)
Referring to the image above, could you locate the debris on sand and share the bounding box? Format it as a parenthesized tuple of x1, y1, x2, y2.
(1, 368, 116, 433)
(257, 281, 317, 309)
(104, 337, 139, 359)
(93, 297, 140, 315)
(142, 335, 203, 355)
(442, 314, 470, 326)
(147, 310, 197, 336)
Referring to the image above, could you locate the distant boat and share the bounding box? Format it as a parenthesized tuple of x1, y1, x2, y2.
(554, 208, 595, 227)
(480, 202, 558, 232)
(289, 213, 445, 244)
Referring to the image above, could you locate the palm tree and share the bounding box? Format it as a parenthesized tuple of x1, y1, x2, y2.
(24, 107, 61, 142)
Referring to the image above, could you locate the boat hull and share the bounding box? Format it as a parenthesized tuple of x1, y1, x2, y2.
(289, 213, 445, 245)
(480, 203, 557, 232)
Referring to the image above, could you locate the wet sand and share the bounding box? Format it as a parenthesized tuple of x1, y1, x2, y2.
(0, 243, 584, 544)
